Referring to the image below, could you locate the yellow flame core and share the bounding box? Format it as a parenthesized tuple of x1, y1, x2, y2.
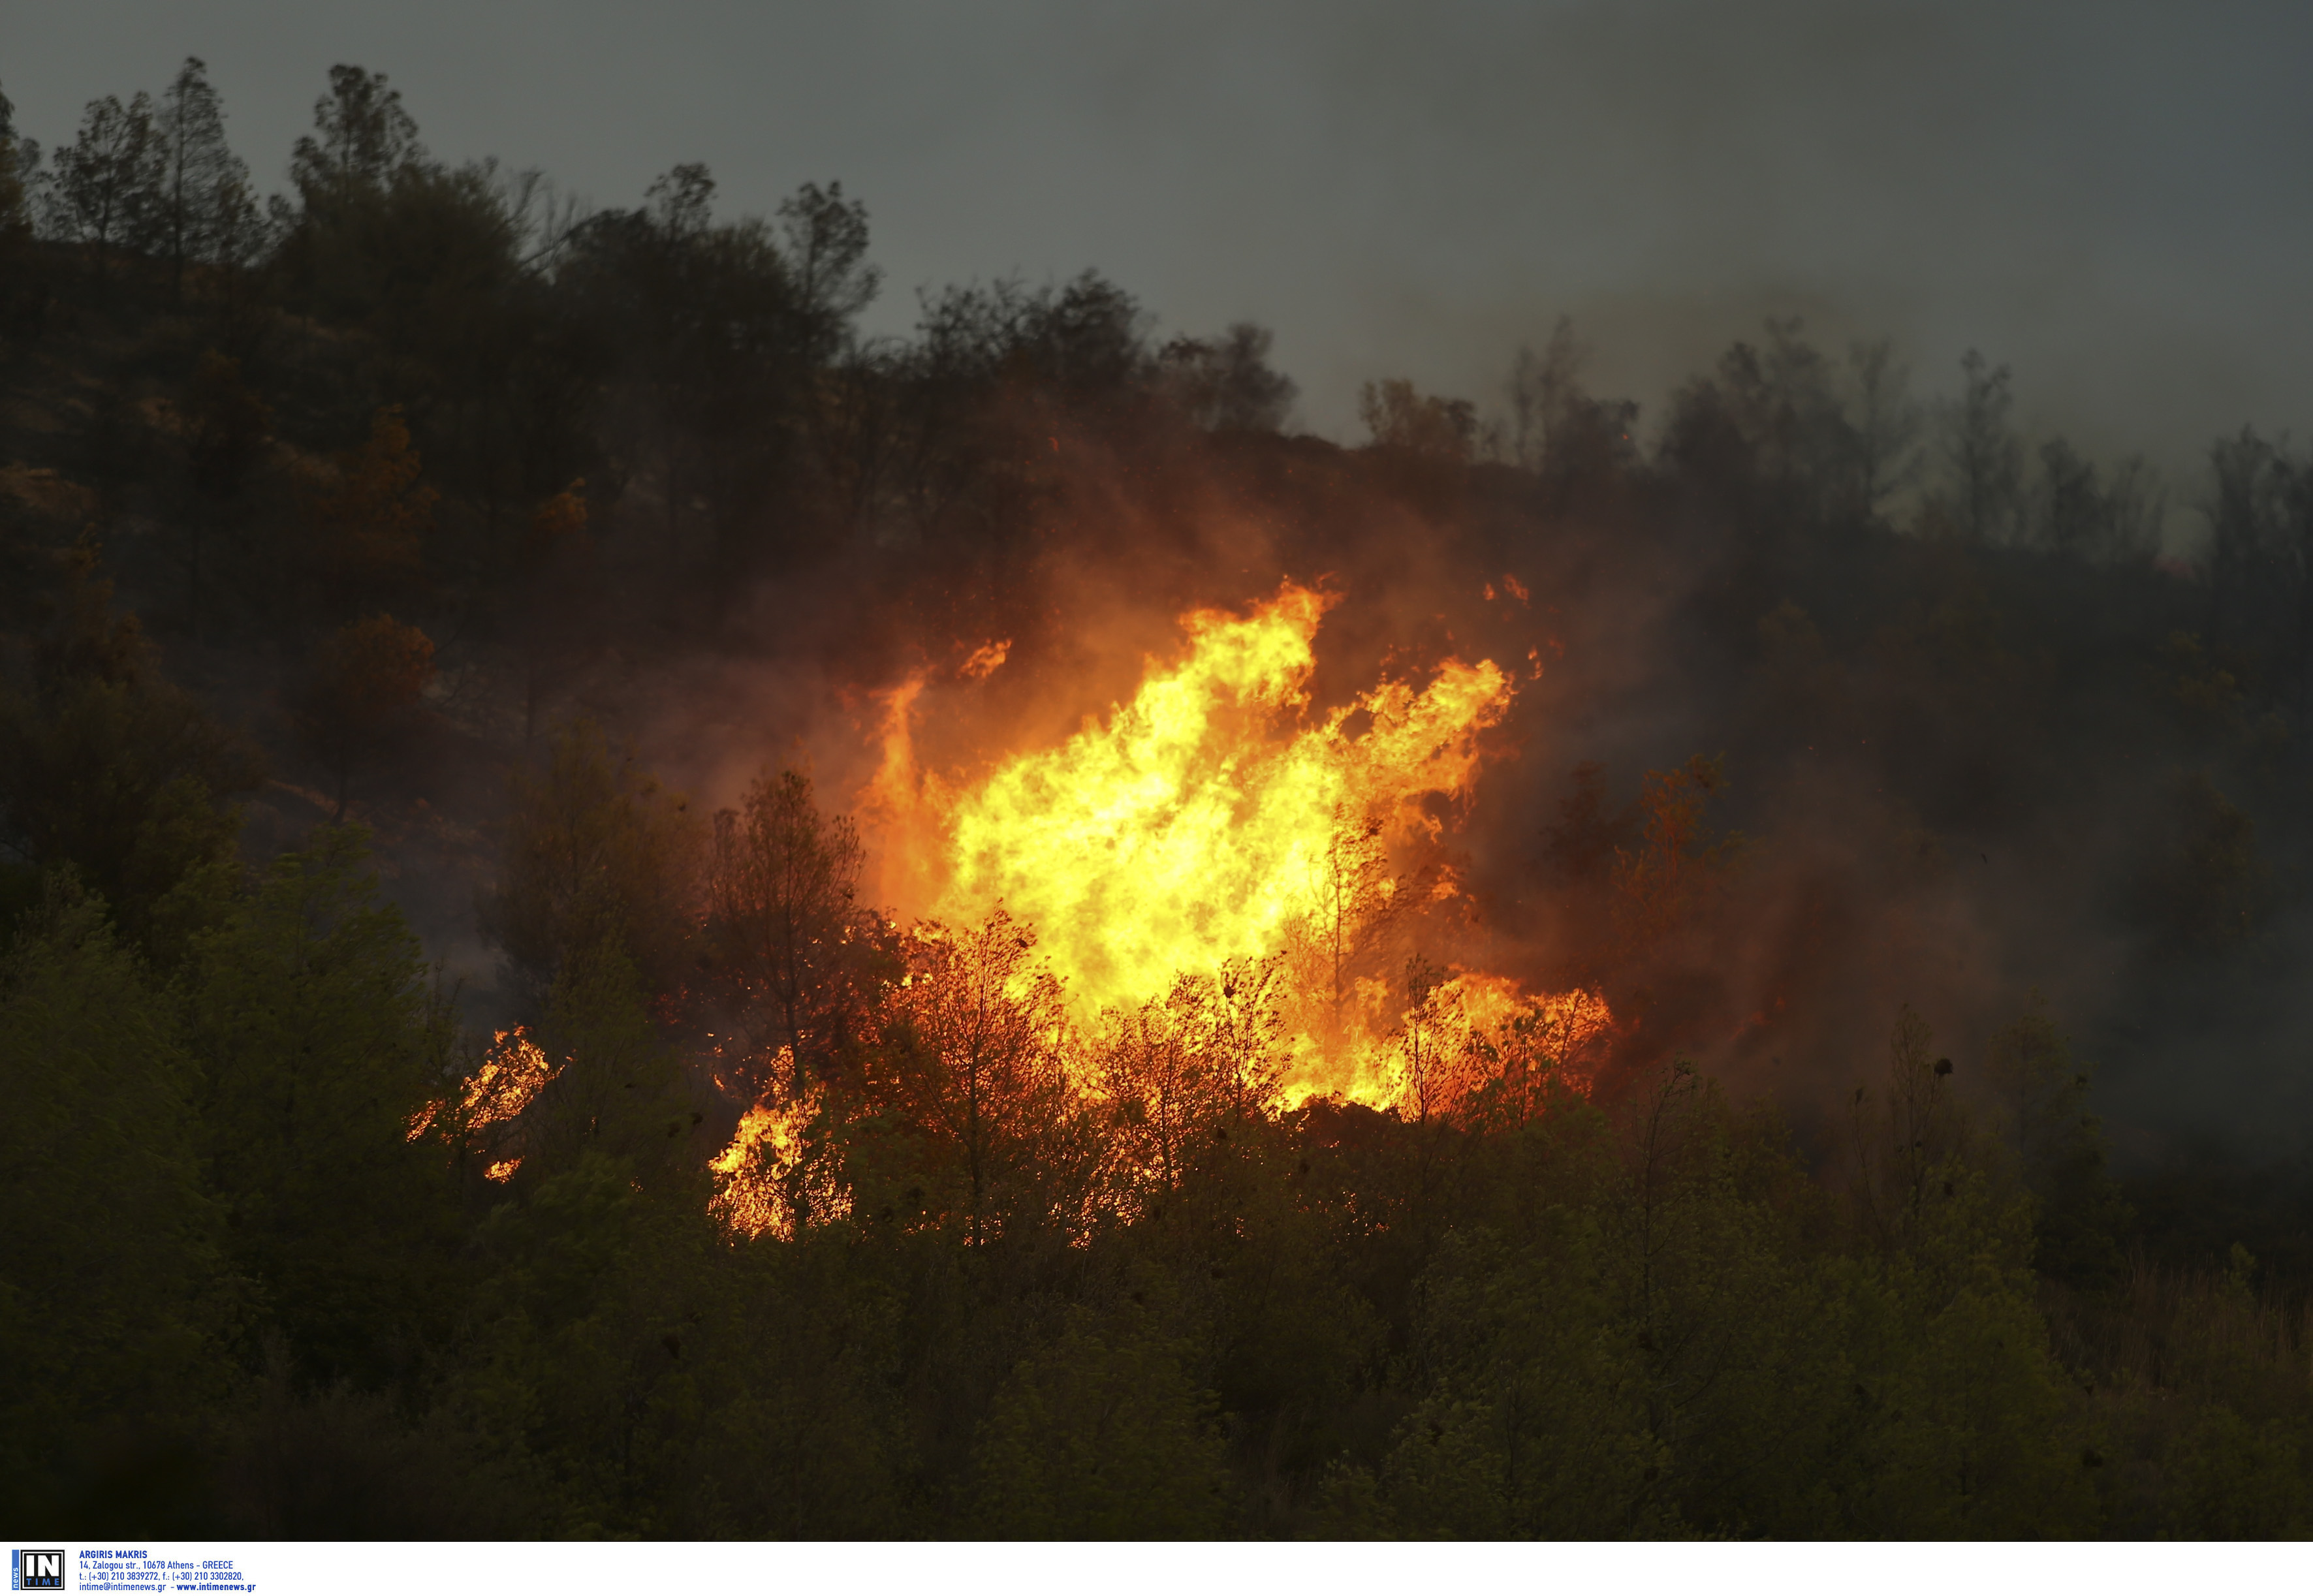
(407, 1027, 560, 1146)
(873, 583, 1609, 1109)
(941, 587, 1502, 1006)
(709, 1059, 847, 1239)
(463, 1029, 558, 1128)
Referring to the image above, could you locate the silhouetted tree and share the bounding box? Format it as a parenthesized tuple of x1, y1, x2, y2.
(0, 82, 40, 238)
(778, 180, 881, 352)
(1935, 349, 2024, 544)
(483, 717, 703, 999)
(2029, 437, 2162, 564)
(1360, 377, 1475, 462)
(1841, 337, 1921, 522)
(40, 92, 162, 269)
(707, 768, 873, 1090)
(289, 65, 422, 213)
(153, 59, 254, 303)
(1510, 317, 1640, 502)
(1159, 322, 1297, 432)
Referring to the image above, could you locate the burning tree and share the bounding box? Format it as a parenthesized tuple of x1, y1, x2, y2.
(870, 911, 1095, 1247)
(1095, 956, 1285, 1207)
(874, 581, 1581, 1113)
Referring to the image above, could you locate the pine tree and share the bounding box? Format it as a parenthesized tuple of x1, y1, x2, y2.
(154, 58, 255, 303)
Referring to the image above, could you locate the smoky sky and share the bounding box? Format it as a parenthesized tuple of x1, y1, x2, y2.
(10, 0, 2311, 477)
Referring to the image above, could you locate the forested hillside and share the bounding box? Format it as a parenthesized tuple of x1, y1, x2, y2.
(5, 63, 2313, 1538)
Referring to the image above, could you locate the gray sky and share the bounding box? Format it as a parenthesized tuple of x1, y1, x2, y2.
(9, 0, 2310, 476)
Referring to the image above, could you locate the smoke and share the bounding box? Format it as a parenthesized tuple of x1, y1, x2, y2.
(24, 3, 2284, 1164)
(630, 418, 2308, 1163)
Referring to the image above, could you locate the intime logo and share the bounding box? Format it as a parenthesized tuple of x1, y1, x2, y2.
(12, 1550, 65, 1591)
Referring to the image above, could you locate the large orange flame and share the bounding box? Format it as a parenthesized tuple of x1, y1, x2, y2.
(863, 583, 1607, 1110)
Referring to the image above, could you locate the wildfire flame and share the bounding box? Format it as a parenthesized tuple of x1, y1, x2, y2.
(406, 1027, 561, 1147)
(862, 582, 1609, 1110)
(708, 1054, 847, 1238)
(462, 1029, 559, 1127)
(959, 638, 1011, 680)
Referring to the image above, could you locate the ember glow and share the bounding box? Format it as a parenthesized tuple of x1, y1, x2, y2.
(709, 1058, 846, 1239)
(461, 1029, 559, 1128)
(864, 584, 1608, 1108)
(407, 1027, 560, 1146)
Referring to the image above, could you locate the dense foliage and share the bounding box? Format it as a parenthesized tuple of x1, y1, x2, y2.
(5, 61, 2313, 1539)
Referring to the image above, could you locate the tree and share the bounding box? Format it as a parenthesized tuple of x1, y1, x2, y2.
(306, 406, 436, 608)
(873, 909, 1084, 1247)
(2103, 451, 2167, 564)
(508, 481, 601, 743)
(289, 65, 422, 213)
(2032, 437, 2162, 564)
(972, 1313, 1235, 1536)
(483, 718, 703, 1000)
(1985, 1004, 2128, 1285)
(1660, 321, 1859, 530)
(40, 93, 162, 267)
(2203, 428, 2312, 713)
(1848, 1006, 1973, 1252)
(557, 167, 868, 576)
(1543, 760, 1638, 886)
(2035, 437, 2101, 559)
(1392, 954, 1459, 1130)
(0, 549, 260, 963)
(1286, 812, 1416, 1054)
(180, 352, 272, 639)
(1935, 349, 2024, 545)
(1159, 322, 1297, 432)
(1018, 270, 1150, 402)
(292, 614, 435, 820)
(0, 81, 41, 238)
(706, 768, 872, 1091)
(154, 58, 253, 303)
(185, 826, 462, 1387)
(0, 879, 232, 1514)
(646, 161, 714, 238)
(778, 181, 881, 354)
(1610, 755, 1741, 955)
(1725, 321, 1850, 515)
(1097, 958, 1283, 1204)
(1842, 337, 1920, 521)
(1360, 377, 1476, 462)
(522, 935, 695, 1193)
(1509, 317, 1640, 499)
